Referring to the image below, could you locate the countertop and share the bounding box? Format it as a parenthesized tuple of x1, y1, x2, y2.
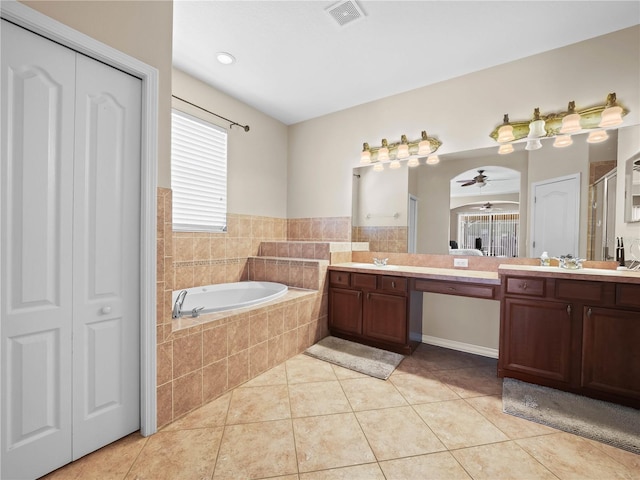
(328, 262, 500, 285)
(497, 264, 640, 285)
(329, 262, 640, 286)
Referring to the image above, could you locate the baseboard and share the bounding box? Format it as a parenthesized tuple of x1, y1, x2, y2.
(420, 335, 498, 359)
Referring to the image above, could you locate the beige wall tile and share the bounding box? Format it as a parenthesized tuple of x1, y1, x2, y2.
(173, 332, 202, 378)
(249, 341, 269, 378)
(173, 370, 203, 419)
(228, 317, 250, 356)
(228, 350, 249, 389)
(156, 382, 173, 429)
(203, 359, 228, 402)
(203, 323, 227, 365)
(157, 342, 173, 386)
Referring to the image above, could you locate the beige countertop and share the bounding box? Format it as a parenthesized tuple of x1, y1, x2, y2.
(498, 264, 640, 285)
(329, 262, 500, 285)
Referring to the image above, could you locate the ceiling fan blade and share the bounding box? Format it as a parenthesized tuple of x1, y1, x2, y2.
(460, 181, 476, 187)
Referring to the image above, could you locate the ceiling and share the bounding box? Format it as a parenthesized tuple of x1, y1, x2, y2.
(172, 1, 640, 126)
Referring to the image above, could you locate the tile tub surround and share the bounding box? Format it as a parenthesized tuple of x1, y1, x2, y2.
(287, 216, 352, 242)
(172, 214, 287, 291)
(352, 226, 408, 253)
(156, 189, 328, 428)
(157, 288, 327, 428)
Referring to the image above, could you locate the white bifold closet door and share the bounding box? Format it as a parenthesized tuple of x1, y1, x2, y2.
(1, 20, 141, 480)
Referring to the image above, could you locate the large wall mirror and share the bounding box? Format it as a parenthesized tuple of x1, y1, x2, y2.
(352, 129, 631, 260)
(625, 152, 640, 223)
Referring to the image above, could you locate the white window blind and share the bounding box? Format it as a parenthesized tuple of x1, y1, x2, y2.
(171, 109, 227, 232)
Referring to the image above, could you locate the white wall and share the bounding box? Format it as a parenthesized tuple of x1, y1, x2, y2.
(172, 69, 289, 218)
(354, 165, 408, 226)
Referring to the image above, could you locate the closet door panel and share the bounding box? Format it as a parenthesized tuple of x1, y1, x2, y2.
(1, 20, 76, 480)
(72, 53, 141, 460)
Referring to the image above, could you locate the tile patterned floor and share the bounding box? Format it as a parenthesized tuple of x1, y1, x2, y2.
(41, 344, 640, 480)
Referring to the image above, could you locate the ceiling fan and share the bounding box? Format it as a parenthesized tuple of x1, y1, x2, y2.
(471, 202, 502, 211)
(457, 169, 488, 188)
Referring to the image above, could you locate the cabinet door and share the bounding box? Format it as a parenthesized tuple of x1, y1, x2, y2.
(363, 292, 407, 344)
(502, 298, 572, 382)
(582, 307, 640, 399)
(329, 287, 362, 335)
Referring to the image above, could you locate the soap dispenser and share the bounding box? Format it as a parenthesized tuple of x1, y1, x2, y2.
(540, 251, 550, 267)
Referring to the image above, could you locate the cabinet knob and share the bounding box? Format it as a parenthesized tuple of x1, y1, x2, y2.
(587, 308, 592, 317)
(100, 306, 112, 315)
(521, 282, 528, 290)
(391, 281, 396, 288)
(567, 304, 572, 315)
(338, 275, 342, 282)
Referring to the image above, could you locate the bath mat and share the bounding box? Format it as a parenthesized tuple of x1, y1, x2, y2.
(503, 378, 640, 454)
(304, 336, 404, 380)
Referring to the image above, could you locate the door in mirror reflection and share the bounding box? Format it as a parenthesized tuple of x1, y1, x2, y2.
(531, 174, 580, 258)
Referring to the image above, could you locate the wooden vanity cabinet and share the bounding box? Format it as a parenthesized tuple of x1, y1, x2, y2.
(328, 271, 419, 354)
(581, 306, 640, 401)
(499, 274, 640, 409)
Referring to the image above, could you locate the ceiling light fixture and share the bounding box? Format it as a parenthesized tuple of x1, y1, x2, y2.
(377, 139, 390, 162)
(527, 108, 546, 138)
(426, 155, 440, 165)
(586, 129, 609, 143)
(216, 52, 236, 65)
(497, 114, 515, 143)
(359, 131, 443, 171)
(560, 101, 581, 134)
(360, 143, 371, 164)
(553, 134, 573, 148)
(599, 93, 624, 128)
(489, 93, 628, 154)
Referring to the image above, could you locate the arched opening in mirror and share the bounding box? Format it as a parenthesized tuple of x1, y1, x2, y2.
(450, 166, 521, 257)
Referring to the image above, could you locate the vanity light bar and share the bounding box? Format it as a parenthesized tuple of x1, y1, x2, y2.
(360, 131, 442, 168)
(489, 93, 628, 149)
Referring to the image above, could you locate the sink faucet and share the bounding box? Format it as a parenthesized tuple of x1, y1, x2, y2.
(191, 306, 204, 318)
(373, 257, 388, 266)
(172, 290, 187, 319)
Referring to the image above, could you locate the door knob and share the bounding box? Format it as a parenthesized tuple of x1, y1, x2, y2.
(100, 306, 112, 315)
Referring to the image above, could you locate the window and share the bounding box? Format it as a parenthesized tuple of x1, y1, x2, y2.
(457, 211, 520, 257)
(171, 109, 228, 232)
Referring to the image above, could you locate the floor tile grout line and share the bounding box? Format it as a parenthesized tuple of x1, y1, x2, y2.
(284, 360, 302, 479)
(209, 388, 235, 479)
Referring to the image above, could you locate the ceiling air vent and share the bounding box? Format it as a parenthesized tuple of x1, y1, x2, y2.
(326, 0, 365, 27)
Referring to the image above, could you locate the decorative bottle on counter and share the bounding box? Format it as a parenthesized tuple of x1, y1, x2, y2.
(619, 238, 625, 266)
(540, 251, 550, 267)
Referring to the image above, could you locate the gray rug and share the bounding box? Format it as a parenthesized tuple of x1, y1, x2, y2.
(503, 378, 640, 454)
(304, 336, 404, 380)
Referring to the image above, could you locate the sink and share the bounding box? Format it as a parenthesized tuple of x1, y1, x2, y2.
(351, 263, 399, 270)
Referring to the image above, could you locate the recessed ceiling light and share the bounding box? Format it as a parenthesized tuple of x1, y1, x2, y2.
(216, 52, 236, 65)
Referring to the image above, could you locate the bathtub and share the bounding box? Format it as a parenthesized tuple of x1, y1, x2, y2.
(172, 281, 288, 316)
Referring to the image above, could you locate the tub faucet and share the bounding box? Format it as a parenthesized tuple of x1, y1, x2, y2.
(172, 290, 188, 319)
(191, 306, 204, 318)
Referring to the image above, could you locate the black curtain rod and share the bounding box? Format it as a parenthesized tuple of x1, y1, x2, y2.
(172, 95, 250, 132)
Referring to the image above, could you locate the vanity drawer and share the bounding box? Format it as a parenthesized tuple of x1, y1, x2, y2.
(555, 279, 605, 302)
(380, 275, 408, 294)
(414, 279, 496, 299)
(616, 284, 640, 308)
(352, 273, 378, 290)
(329, 271, 350, 287)
(505, 277, 545, 297)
